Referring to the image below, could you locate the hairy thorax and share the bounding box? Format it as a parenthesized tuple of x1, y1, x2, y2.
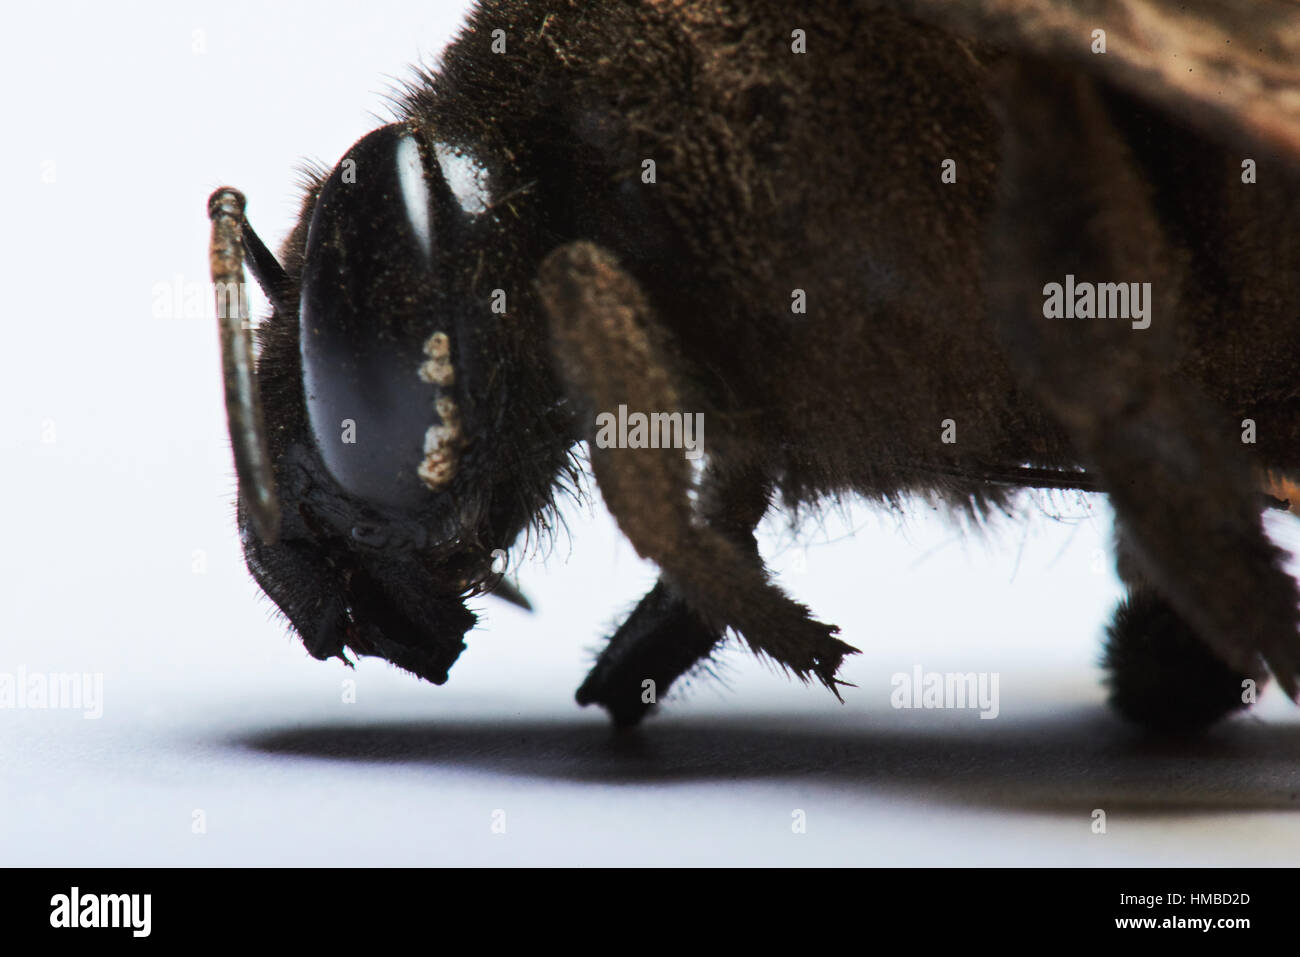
(578, 1, 1067, 498)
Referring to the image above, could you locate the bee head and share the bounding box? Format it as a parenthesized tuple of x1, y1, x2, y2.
(214, 120, 558, 684)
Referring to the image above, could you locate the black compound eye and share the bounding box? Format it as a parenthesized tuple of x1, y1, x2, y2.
(299, 123, 468, 510)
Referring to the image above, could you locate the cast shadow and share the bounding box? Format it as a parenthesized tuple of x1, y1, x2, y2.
(234, 704, 1300, 813)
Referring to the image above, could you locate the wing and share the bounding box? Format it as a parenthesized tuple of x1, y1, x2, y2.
(884, 0, 1300, 162)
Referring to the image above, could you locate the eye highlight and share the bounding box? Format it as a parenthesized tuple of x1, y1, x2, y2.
(395, 134, 435, 260)
(432, 142, 490, 216)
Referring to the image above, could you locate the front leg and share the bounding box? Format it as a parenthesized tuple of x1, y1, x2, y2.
(575, 579, 721, 726)
(575, 468, 771, 726)
(537, 242, 858, 715)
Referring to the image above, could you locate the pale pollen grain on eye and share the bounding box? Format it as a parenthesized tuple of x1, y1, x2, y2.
(418, 331, 455, 386)
(418, 395, 463, 491)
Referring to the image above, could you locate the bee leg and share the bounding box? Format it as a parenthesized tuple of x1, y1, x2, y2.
(1103, 524, 1261, 732)
(989, 61, 1296, 707)
(538, 242, 858, 702)
(575, 469, 771, 726)
(575, 579, 721, 726)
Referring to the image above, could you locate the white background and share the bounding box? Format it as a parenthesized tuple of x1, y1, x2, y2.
(3, 0, 1299, 866)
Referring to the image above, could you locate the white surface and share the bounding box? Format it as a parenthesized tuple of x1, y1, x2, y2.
(4, 0, 1300, 867)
